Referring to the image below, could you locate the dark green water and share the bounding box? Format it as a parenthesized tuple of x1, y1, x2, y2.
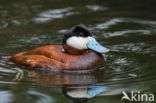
(0, 0, 156, 103)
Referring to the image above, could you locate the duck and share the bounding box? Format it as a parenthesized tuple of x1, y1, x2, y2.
(9, 24, 109, 72)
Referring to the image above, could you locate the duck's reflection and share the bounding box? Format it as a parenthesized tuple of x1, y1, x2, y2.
(28, 70, 105, 85)
(27, 70, 107, 103)
(62, 85, 107, 103)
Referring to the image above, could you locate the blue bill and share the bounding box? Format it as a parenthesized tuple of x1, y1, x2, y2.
(87, 37, 109, 53)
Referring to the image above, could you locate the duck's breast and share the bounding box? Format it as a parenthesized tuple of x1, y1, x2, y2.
(68, 51, 104, 70)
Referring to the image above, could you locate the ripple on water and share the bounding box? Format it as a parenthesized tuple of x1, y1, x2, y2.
(17, 33, 61, 45)
(91, 17, 156, 39)
(94, 18, 123, 30)
(33, 7, 79, 23)
(110, 42, 156, 55)
(0, 57, 16, 74)
(103, 50, 156, 88)
(3, 33, 62, 53)
(0, 21, 8, 30)
(94, 18, 156, 30)
(0, 56, 19, 85)
(86, 5, 109, 11)
(28, 90, 54, 103)
(105, 29, 152, 38)
(0, 91, 13, 103)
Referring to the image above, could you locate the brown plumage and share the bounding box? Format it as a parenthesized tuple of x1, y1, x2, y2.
(9, 45, 104, 72)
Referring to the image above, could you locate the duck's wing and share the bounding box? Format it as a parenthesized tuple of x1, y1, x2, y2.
(9, 52, 66, 71)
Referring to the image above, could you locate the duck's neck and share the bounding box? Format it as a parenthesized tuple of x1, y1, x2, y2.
(62, 44, 88, 55)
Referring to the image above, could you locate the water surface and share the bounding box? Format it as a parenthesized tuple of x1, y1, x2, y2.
(0, 0, 156, 103)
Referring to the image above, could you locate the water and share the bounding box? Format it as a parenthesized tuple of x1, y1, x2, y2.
(0, 0, 156, 103)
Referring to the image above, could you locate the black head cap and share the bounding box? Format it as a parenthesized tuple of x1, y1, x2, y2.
(62, 24, 92, 44)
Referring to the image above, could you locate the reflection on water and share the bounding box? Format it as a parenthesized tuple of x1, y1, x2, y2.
(27, 71, 102, 85)
(63, 86, 107, 98)
(0, 91, 13, 103)
(86, 5, 108, 11)
(94, 18, 123, 30)
(27, 71, 108, 103)
(0, 0, 156, 103)
(0, 21, 8, 30)
(62, 85, 107, 103)
(33, 7, 77, 23)
(93, 17, 156, 39)
(95, 18, 156, 30)
(28, 90, 54, 103)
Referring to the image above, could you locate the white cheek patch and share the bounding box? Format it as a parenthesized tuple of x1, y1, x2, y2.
(67, 36, 90, 50)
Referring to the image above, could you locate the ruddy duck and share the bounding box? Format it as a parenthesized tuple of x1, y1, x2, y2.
(9, 24, 109, 72)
